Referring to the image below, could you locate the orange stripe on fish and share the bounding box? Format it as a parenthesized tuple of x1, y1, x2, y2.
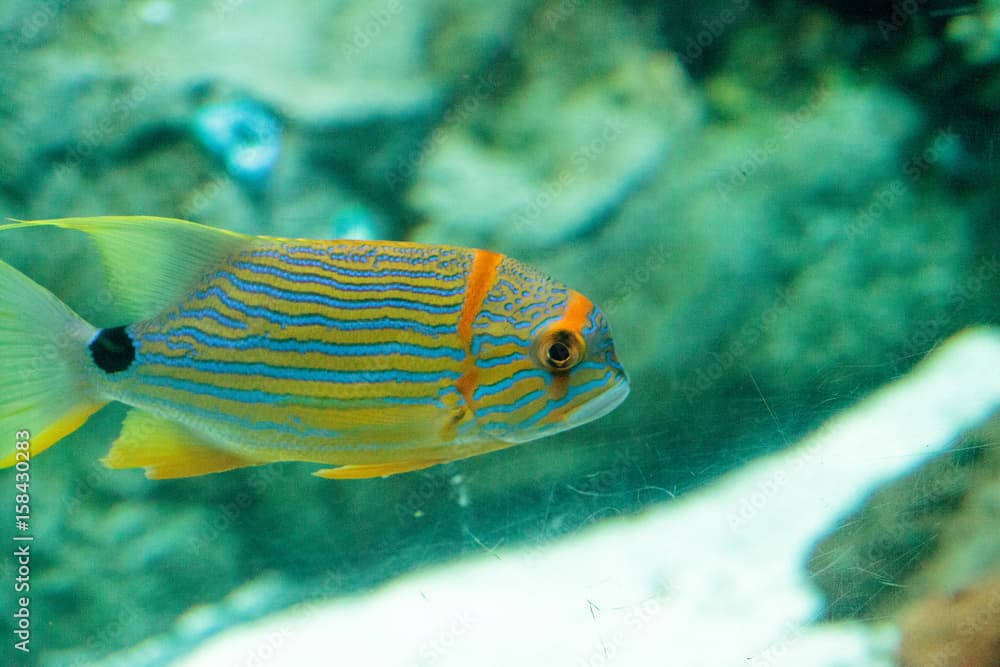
(558, 290, 594, 335)
(458, 249, 504, 349)
(455, 249, 503, 409)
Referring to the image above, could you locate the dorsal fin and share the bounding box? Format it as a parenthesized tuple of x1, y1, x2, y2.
(0, 216, 255, 324)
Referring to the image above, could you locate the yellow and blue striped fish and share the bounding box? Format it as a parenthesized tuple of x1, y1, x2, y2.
(0, 217, 628, 479)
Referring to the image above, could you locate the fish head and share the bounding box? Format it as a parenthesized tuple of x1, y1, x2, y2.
(469, 258, 629, 444)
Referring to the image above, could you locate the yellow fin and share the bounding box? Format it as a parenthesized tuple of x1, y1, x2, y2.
(313, 460, 445, 480)
(0, 403, 104, 468)
(1, 217, 253, 324)
(103, 409, 259, 479)
(0, 260, 106, 468)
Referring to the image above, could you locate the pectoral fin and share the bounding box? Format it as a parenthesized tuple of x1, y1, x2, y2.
(103, 409, 259, 479)
(313, 459, 445, 479)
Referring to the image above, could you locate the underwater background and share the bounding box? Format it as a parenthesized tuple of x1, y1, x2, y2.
(1, 1, 999, 666)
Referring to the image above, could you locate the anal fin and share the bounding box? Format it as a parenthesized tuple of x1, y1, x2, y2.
(313, 459, 445, 480)
(103, 409, 259, 479)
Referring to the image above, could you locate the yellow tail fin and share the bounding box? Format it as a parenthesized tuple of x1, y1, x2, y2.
(0, 260, 106, 466)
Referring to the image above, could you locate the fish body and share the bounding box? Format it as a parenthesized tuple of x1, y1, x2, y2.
(0, 217, 628, 479)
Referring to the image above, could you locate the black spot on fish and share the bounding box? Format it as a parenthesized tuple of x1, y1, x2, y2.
(89, 326, 135, 374)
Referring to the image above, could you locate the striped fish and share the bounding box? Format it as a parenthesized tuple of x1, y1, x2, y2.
(0, 217, 628, 479)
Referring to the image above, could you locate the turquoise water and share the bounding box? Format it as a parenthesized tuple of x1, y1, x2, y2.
(1, 2, 999, 666)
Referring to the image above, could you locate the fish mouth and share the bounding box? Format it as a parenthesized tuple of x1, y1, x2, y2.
(499, 376, 630, 444)
(563, 377, 630, 429)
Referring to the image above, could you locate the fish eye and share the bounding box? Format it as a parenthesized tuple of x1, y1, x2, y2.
(547, 340, 571, 364)
(533, 328, 584, 373)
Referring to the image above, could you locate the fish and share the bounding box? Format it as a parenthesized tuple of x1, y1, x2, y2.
(0, 217, 628, 479)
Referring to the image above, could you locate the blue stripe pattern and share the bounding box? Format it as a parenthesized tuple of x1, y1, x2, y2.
(231, 261, 466, 297)
(216, 272, 464, 314)
(191, 286, 455, 335)
(143, 328, 465, 361)
(137, 352, 462, 384)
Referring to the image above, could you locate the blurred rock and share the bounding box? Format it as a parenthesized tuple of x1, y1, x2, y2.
(409, 1, 703, 249)
(807, 408, 1000, 621)
(947, 1, 1000, 64)
(0, 0, 538, 227)
(806, 439, 986, 619)
(897, 571, 1000, 667)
